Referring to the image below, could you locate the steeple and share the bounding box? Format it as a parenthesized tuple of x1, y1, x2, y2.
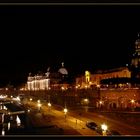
(47, 67, 50, 72)
(131, 33, 140, 79)
(62, 62, 64, 67)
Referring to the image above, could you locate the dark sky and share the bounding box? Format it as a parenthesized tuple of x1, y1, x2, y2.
(0, 5, 140, 87)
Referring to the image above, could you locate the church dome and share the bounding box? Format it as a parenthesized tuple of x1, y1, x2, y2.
(58, 62, 68, 75)
(58, 68, 68, 75)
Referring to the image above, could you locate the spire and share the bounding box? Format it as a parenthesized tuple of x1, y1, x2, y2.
(62, 62, 64, 67)
(47, 67, 50, 72)
(138, 32, 140, 38)
(137, 32, 140, 40)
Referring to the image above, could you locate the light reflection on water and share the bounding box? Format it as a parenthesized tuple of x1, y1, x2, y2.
(2, 128, 5, 136)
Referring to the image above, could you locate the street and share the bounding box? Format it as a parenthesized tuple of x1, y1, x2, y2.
(22, 98, 140, 135)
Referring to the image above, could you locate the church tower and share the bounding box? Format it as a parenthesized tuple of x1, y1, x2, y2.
(131, 33, 140, 78)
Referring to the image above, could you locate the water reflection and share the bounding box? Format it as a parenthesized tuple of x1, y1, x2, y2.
(8, 122, 10, 130)
(2, 128, 5, 136)
(16, 115, 21, 127)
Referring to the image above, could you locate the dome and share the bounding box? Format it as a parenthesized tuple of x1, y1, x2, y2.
(58, 62, 68, 75)
(58, 68, 68, 75)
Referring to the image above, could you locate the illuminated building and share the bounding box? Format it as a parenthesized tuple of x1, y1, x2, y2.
(85, 71, 90, 83)
(27, 72, 50, 90)
(131, 33, 140, 79)
(27, 63, 69, 90)
(76, 67, 131, 89)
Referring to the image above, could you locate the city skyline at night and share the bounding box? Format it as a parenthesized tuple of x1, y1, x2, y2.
(0, 5, 140, 87)
(1, 4, 140, 136)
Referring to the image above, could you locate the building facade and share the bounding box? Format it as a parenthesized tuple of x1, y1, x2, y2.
(76, 67, 131, 89)
(131, 33, 140, 79)
(27, 63, 69, 90)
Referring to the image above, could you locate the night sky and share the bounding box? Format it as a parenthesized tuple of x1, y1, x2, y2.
(0, 5, 140, 87)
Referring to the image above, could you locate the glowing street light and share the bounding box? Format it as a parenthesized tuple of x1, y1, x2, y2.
(48, 102, 51, 111)
(97, 84, 100, 88)
(30, 98, 32, 101)
(61, 86, 65, 90)
(64, 108, 68, 121)
(99, 101, 103, 104)
(130, 99, 135, 111)
(37, 100, 40, 103)
(84, 98, 88, 102)
(130, 99, 135, 103)
(48, 102, 51, 107)
(37, 103, 42, 112)
(101, 124, 108, 136)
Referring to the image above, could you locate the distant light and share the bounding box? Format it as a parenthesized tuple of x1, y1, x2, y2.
(126, 64, 128, 67)
(97, 85, 100, 88)
(61, 87, 65, 90)
(8, 122, 11, 130)
(16, 96, 21, 101)
(84, 98, 88, 102)
(85, 85, 88, 88)
(48, 103, 51, 107)
(16, 115, 21, 126)
(37, 100, 40, 103)
(99, 101, 103, 104)
(131, 99, 135, 103)
(3, 106, 7, 110)
(30, 98, 32, 101)
(101, 124, 108, 131)
(38, 103, 42, 108)
(64, 108, 68, 114)
(2, 128, 5, 136)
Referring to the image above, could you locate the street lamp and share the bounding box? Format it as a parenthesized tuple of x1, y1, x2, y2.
(48, 102, 51, 111)
(37, 100, 40, 103)
(99, 100, 103, 109)
(64, 108, 68, 121)
(101, 124, 108, 136)
(37, 103, 42, 112)
(130, 99, 135, 111)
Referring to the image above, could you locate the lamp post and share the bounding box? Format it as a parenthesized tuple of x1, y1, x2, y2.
(130, 99, 135, 111)
(48, 102, 51, 111)
(101, 124, 108, 136)
(64, 108, 68, 121)
(37, 103, 42, 112)
(99, 100, 103, 109)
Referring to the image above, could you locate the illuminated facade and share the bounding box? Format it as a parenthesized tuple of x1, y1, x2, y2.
(27, 63, 69, 90)
(27, 72, 50, 90)
(76, 67, 131, 89)
(131, 33, 140, 78)
(85, 71, 90, 83)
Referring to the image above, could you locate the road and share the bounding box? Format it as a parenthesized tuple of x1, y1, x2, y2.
(22, 99, 140, 135)
(23, 100, 100, 135)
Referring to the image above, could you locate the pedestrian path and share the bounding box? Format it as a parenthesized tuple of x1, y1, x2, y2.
(23, 100, 99, 135)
